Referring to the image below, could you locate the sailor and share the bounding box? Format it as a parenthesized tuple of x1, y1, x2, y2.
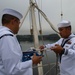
(0, 8, 42, 75)
(39, 20, 75, 75)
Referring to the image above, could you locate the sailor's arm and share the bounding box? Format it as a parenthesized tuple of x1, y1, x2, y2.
(50, 39, 75, 56)
(39, 39, 61, 51)
(1, 36, 42, 75)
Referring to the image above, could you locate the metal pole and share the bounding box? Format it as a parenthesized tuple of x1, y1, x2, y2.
(30, 0, 44, 75)
(35, 4, 60, 75)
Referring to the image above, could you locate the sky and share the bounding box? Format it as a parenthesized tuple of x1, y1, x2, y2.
(0, 0, 75, 35)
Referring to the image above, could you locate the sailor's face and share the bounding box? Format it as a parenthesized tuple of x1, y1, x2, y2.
(14, 19, 20, 34)
(58, 27, 69, 38)
(12, 18, 20, 34)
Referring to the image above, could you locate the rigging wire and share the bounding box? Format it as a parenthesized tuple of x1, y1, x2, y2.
(29, 5, 33, 35)
(37, 1, 51, 75)
(56, 0, 64, 74)
(29, 0, 52, 74)
(31, 0, 60, 75)
(19, 6, 30, 29)
(38, 9, 51, 75)
(19, 0, 61, 74)
(34, 3, 60, 75)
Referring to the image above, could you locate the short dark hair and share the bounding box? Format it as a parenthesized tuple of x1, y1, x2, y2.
(2, 14, 19, 25)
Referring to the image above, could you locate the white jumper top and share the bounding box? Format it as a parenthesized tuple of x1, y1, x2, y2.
(45, 33, 75, 75)
(0, 26, 33, 75)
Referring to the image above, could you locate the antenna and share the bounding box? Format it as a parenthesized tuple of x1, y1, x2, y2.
(61, 0, 63, 20)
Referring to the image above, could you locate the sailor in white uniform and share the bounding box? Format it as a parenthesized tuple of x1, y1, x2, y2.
(39, 20, 75, 75)
(0, 8, 42, 75)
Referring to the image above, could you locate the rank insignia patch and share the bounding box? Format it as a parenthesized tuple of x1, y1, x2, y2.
(67, 41, 71, 44)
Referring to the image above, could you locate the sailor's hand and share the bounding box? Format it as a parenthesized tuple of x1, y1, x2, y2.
(39, 45, 45, 49)
(39, 45, 45, 52)
(32, 53, 42, 65)
(50, 44, 63, 54)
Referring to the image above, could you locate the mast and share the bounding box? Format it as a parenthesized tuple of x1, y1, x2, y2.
(20, 0, 59, 74)
(30, 0, 44, 75)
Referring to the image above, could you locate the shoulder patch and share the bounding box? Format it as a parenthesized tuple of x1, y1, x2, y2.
(67, 41, 71, 44)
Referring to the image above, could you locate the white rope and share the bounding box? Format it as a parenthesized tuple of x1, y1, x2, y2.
(20, 0, 61, 74)
(19, 6, 31, 29)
